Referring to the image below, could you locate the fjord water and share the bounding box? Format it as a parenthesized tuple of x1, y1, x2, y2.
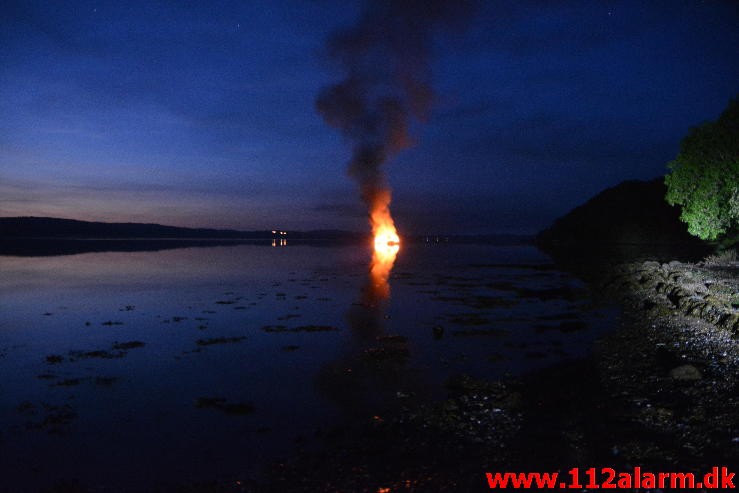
(0, 241, 616, 491)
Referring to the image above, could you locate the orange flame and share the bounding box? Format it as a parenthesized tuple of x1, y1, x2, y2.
(368, 190, 399, 300)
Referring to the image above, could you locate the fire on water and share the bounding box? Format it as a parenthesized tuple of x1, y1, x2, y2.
(370, 194, 400, 267)
(368, 201, 400, 301)
(373, 223, 400, 261)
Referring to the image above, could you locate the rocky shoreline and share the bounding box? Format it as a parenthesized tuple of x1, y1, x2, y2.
(593, 259, 739, 471)
(604, 259, 739, 334)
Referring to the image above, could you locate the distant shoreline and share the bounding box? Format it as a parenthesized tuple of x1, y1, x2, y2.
(0, 216, 366, 241)
(0, 235, 535, 258)
(0, 216, 532, 246)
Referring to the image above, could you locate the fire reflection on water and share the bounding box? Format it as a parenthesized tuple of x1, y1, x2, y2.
(315, 225, 404, 413)
(350, 231, 399, 341)
(367, 197, 400, 303)
(368, 234, 399, 303)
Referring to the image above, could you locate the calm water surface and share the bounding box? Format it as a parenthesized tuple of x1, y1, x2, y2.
(0, 242, 617, 491)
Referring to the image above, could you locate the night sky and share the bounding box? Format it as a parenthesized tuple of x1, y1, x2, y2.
(2, 1, 738, 235)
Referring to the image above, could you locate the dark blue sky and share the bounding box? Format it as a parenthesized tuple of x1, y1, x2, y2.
(1, 0, 737, 234)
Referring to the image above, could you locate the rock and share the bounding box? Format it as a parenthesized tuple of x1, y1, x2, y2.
(669, 364, 702, 381)
(718, 313, 738, 331)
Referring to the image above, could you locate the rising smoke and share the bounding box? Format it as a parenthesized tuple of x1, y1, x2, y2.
(316, 0, 476, 231)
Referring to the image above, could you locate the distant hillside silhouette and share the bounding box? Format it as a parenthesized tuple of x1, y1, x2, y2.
(0, 217, 364, 240)
(536, 178, 711, 274)
(0, 217, 372, 257)
(537, 178, 707, 247)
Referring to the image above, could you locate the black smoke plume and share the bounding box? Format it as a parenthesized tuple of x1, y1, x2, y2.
(316, 0, 476, 220)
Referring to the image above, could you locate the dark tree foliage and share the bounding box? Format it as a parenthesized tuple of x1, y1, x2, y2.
(665, 98, 739, 241)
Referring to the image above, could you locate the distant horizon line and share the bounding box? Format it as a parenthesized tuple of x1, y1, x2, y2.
(0, 215, 535, 240)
